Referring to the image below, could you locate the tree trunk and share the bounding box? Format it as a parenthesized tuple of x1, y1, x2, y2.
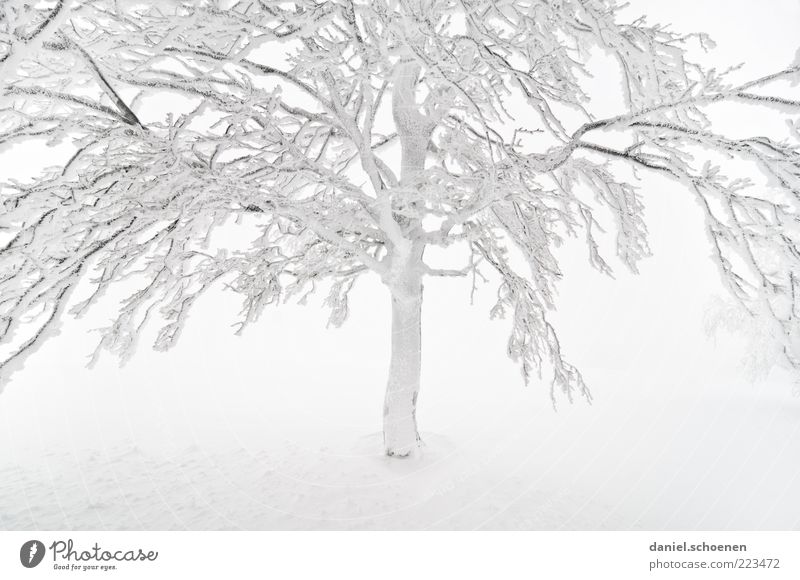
(383, 61, 431, 456)
(383, 261, 423, 457)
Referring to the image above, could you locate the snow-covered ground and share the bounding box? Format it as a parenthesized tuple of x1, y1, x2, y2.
(1, 343, 797, 530)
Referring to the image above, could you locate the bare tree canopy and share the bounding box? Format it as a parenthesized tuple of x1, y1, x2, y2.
(1, 0, 798, 455)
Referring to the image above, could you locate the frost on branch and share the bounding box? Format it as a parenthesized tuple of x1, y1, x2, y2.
(474, 230, 589, 404)
(0, 0, 798, 400)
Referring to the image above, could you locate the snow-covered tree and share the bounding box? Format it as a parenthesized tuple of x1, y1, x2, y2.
(1, 0, 798, 456)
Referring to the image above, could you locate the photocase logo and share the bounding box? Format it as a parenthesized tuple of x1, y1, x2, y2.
(20, 540, 46, 568)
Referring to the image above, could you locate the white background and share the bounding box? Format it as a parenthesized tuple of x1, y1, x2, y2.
(1, 531, 799, 579)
